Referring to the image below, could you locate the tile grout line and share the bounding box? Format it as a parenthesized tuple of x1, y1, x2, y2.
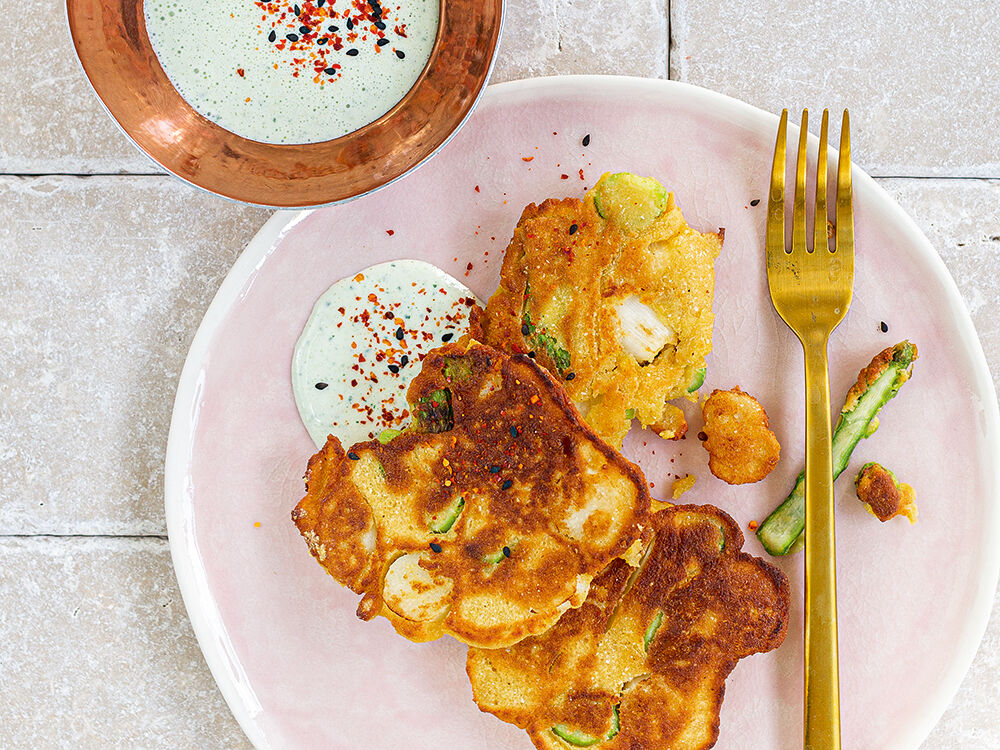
(0, 171, 997, 181)
(0, 533, 168, 540)
(665, 0, 671, 80)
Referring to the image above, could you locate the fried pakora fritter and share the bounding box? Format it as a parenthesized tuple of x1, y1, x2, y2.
(292, 341, 652, 648)
(855, 462, 917, 523)
(466, 504, 789, 750)
(700, 387, 780, 485)
(474, 172, 722, 447)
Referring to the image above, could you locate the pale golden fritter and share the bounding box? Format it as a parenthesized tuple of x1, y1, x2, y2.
(292, 341, 652, 648)
(467, 504, 790, 750)
(700, 387, 780, 485)
(855, 462, 918, 523)
(474, 173, 721, 447)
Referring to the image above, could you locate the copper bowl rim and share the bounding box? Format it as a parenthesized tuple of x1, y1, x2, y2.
(66, 0, 504, 208)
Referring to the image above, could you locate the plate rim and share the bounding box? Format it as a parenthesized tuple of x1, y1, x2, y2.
(164, 74, 1000, 750)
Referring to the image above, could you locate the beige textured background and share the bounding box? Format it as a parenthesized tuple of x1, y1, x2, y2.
(1, 0, 998, 746)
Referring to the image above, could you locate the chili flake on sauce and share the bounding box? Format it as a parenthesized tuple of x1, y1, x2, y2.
(292, 260, 482, 449)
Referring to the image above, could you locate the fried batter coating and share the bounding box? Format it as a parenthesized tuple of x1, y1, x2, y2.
(671, 474, 696, 500)
(855, 462, 918, 523)
(292, 341, 652, 648)
(475, 172, 722, 447)
(466, 504, 790, 750)
(701, 387, 780, 485)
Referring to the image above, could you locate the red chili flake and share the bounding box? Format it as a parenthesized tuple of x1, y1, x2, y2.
(748, 520, 759, 531)
(578, 169, 585, 180)
(560, 174, 569, 180)
(522, 156, 534, 162)
(386, 229, 395, 236)
(474, 185, 480, 192)
(466, 262, 473, 271)
(236, 68, 246, 77)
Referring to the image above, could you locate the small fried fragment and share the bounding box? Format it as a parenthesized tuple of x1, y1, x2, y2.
(700, 387, 780, 485)
(855, 462, 918, 523)
(292, 341, 652, 648)
(467, 504, 790, 750)
(671, 474, 696, 499)
(649, 403, 688, 441)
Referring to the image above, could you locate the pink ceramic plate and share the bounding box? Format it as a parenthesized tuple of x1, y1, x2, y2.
(165, 77, 1000, 750)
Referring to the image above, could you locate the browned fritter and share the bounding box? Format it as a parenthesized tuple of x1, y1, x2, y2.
(466, 504, 790, 750)
(292, 341, 653, 648)
(473, 173, 721, 447)
(700, 387, 780, 485)
(855, 462, 918, 523)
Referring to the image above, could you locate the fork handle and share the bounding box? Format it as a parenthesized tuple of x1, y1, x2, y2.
(802, 335, 842, 750)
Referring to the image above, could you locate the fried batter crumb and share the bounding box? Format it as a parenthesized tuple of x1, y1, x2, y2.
(700, 387, 780, 485)
(855, 462, 918, 523)
(650, 404, 688, 441)
(670, 473, 696, 499)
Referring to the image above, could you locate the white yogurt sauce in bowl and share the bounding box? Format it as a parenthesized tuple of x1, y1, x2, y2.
(144, 0, 439, 144)
(292, 260, 480, 448)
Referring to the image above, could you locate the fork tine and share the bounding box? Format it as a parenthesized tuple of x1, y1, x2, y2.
(767, 109, 788, 262)
(836, 110, 854, 260)
(792, 109, 809, 254)
(814, 109, 829, 253)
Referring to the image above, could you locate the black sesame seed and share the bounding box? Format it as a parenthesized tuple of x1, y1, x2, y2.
(521, 323, 530, 336)
(502, 546, 511, 558)
(348, 451, 360, 460)
(328, 25, 339, 32)
(441, 332, 454, 342)
(346, 18, 354, 29)
(750, 198, 761, 206)
(268, 29, 276, 42)
(299, 25, 310, 34)
(501, 479, 512, 490)
(317, 0, 325, 5)
(510, 426, 518, 438)
(388, 364, 400, 373)
(582, 133, 591, 147)
(395, 326, 405, 340)
(384, 311, 395, 319)
(489, 465, 501, 474)
(377, 37, 389, 46)
(697, 431, 708, 442)
(375, 20, 386, 29)
(569, 223, 578, 235)
(527, 351, 536, 359)
(317, 37, 328, 45)
(395, 49, 405, 59)
(880, 321, 889, 333)
(430, 542, 443, 553)
(565, 372, 576, 380)
(314, 382, 329, 390)
(324, 66, 337, 74)
(400, 355, 409, 366)
(286, 33, 299, 41)
(293, 4, 301, 15)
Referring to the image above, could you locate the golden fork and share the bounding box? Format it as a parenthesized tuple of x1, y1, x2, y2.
(766, 108, 854, 750)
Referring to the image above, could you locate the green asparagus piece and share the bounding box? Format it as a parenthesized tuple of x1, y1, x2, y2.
(756, 341, 918, 556)
(412, 388, 453, 433)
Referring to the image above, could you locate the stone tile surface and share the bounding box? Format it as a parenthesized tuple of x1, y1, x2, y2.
(491, 0, 667, 82)
(2, 0, 156, 174)
(671, 0, 1000, 177)
(6, 0, 665, 174)
(0, 536, 251, 749)
(0, 176, 270, 535)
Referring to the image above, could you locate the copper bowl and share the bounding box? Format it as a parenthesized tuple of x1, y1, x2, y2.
(67, 0, 503, 207)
